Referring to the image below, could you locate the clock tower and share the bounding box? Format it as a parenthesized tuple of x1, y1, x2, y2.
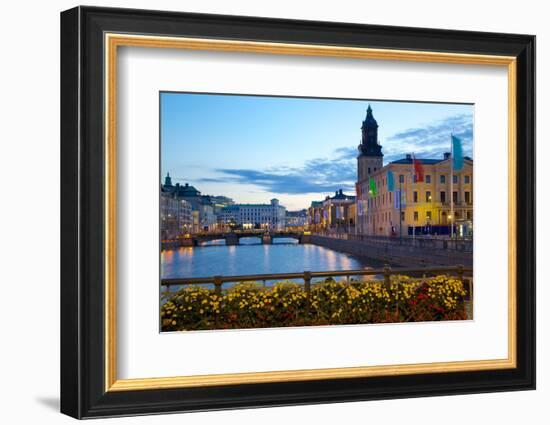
(357, 105, 383, 182)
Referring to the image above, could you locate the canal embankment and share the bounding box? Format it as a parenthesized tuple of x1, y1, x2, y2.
(310, 234, 472, 268)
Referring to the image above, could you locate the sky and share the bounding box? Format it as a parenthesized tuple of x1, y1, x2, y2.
(161, 92, 473, 211)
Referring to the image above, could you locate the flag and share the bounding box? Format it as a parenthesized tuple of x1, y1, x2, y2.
(387, 170, 395, 192)
(412, 154, 424, 182)
(393, 190, 401, 210)
(394, 190, 406, 209)
(452, 135, 464, 171)
(355, 182, 361, 198)
(369, 177, 377, 197)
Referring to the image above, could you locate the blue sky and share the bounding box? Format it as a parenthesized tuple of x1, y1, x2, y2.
(161, 93, 473, 210)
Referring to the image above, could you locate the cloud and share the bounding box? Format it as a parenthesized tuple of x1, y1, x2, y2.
(384, 113, 473, 162)
(197, 113, 473, 196)
(202, 152, 357, 196)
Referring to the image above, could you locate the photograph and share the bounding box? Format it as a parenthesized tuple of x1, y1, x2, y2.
(159, 93, 474, 331)
(57, 4, 536, 419)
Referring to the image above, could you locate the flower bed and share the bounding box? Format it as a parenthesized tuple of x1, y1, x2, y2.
(161, 275, 469, 331)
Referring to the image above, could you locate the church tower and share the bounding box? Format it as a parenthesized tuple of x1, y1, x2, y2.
(164, 172, 173, 187)
(357, 105, 383, 182)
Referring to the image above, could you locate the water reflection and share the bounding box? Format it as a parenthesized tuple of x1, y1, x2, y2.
(161, 239, 376, 282)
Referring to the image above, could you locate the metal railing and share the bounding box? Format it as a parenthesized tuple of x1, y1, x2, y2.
(161, 265, 472, 297)
(316, 232, 473, 252)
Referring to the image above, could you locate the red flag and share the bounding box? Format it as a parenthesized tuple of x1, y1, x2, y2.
(412, 154, 424, 182)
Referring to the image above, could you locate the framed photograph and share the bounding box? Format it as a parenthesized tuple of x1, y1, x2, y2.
(60, 6, 535, 419)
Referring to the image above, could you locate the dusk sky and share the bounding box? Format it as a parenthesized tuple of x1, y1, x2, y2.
(161, 93, 473, 211)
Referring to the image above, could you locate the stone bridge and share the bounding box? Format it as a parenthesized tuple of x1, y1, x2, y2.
(180, 231, 312, 246)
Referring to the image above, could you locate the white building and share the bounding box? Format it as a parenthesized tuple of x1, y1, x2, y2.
(199, 204, 218, 232)
(285, 209, 308, 229)
(160, 191, 193, 240)
(218, 198, 286, 231)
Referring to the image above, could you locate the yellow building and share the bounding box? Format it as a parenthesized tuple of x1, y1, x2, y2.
(355, 106, 473, 238)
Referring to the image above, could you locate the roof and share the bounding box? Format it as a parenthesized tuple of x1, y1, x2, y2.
(331, 193, 355, 200)
(390, 158, 444, 165)
(329, 189, 355, 201)
(221, 203, 284, 209)
(176, 183, 200, 195)
(390, 155, 473, 165)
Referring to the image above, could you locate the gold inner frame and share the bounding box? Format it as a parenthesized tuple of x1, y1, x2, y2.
(104, 33, 517, 392)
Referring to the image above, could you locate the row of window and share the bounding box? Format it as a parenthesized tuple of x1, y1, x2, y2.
(412, 190, 472, 204)
(397, 174, 471, 184)
(367, 210, 473, 224)
(366, 173, 471, 188)
(367, 190, 472, 208)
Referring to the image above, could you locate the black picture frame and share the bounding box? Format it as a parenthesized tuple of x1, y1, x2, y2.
(61, 6, 535, 419)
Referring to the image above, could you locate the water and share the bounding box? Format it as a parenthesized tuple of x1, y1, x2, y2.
(161, 237, 375, 283)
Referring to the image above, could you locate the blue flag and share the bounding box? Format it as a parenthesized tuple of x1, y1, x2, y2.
(452, 135, 464, 171)
(387, 170, 395, 192)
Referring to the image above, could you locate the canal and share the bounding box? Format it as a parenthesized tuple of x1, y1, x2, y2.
(161, 237, 382, 285)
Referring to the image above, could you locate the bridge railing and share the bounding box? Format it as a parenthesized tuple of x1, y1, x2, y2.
(161, 265, 473, 303)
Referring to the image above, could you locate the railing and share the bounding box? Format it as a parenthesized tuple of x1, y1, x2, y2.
(315, 232, 473, 252)
(161, 265, 472, 297)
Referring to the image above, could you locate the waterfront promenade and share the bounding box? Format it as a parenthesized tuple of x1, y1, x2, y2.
(310, 233, 472, 268)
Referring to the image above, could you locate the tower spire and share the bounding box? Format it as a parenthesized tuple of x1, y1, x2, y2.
(358, 105, 383, 157)
(164, 172, 173, 187)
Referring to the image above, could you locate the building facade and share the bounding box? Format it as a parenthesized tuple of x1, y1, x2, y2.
(307, 201, 324, 231)
(160, 190, 193, 240)
(307, 190, 356, 232)
(285, 209, 308, 229)
(218, 198, 287, 231)
(355, 107, 473, 238)
(161, 174, 235, 233)
(322, 189, 356, 232)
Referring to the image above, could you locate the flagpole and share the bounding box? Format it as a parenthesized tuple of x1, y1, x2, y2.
(412, 154, 415, 241)
(399, 177, 403, 240)
(450, 134, 454, 239)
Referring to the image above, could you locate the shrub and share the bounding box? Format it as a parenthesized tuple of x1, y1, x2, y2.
(161, 275, 469, 331)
